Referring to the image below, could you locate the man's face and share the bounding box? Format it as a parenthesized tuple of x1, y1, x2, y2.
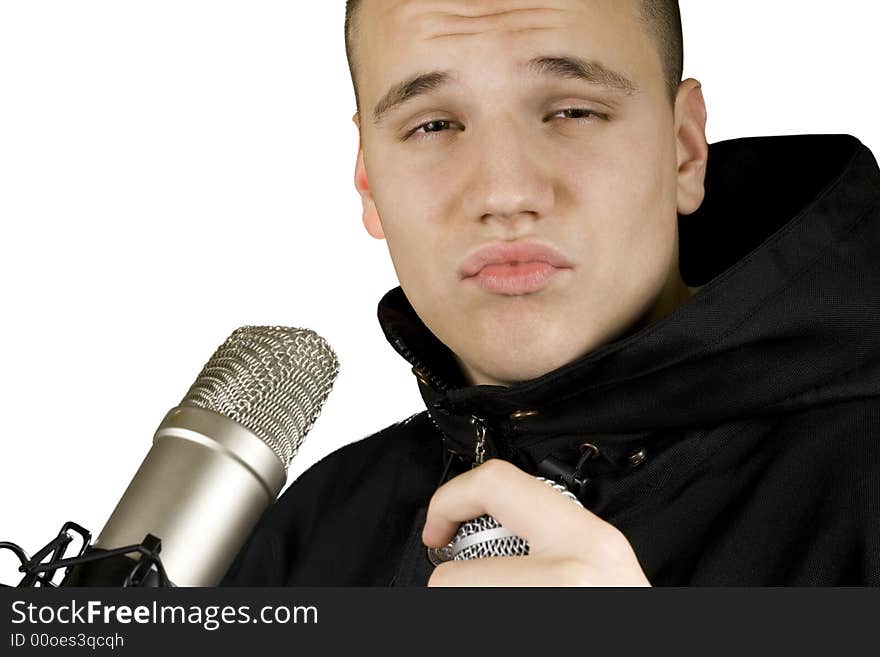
(353, 0, 706, 386)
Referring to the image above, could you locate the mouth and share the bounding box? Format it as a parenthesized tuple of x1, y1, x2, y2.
(458, 240, 573, 296)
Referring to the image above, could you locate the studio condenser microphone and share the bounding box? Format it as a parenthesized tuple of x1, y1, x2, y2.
(1, 326, 338, 587)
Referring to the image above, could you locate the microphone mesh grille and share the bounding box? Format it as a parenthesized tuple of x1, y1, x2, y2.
(179, 326, 339, 469)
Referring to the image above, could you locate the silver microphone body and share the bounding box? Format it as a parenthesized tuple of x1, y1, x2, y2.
(92, 405, 287, 586)
(64, 326, 338, 587)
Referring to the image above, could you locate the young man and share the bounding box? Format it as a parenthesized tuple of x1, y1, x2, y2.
(222, 1, 880, 585)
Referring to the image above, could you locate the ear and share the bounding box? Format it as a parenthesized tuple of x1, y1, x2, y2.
(674, 78, 709, 216)
(353, 112, 385, 240)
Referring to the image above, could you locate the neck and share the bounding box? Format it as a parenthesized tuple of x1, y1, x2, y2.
(628, 265, 699, 336)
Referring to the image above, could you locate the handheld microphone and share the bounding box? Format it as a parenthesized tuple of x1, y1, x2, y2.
(426, 477, 583, 565)
(2, 325, 338, 587)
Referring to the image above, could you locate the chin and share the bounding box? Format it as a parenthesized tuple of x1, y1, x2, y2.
(465, 342, 589, 386)
(448, 309, 607, 386)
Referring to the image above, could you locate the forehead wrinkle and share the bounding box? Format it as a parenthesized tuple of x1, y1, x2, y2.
(413, 3, 571, 38)
(426, 25, 563, 39)
(423, 6, 565, 20)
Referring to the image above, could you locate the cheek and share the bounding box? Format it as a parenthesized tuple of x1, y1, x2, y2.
(369, 168, 459, 307)
(565, 127, 675, 245)
(373, 156, 457, 235)
(372, 151, 465, 260)
(554, 130, 677, 317)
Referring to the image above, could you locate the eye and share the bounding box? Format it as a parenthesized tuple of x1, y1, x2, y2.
(547, 108, 609, 122)
(419, 120, 452, 133)
(405, 119, 462, 141)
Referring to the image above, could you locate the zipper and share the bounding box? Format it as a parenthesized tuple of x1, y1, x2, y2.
(471, 415, 488, 467)
(388, 327, 503, 469)
(424, 408, 447, 443)
(391, 328, 455, 455)
(388, 333, 450, 392)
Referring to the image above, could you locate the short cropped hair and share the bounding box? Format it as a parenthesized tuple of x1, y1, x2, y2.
(344, 0, 683, 110)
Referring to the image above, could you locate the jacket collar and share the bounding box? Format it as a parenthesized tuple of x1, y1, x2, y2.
(377, 134, 880, 476)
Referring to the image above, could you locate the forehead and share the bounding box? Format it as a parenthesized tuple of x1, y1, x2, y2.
(354, 0, 660, 100)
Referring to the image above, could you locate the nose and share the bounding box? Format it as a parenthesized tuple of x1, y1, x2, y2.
(460, 120, 556, 227)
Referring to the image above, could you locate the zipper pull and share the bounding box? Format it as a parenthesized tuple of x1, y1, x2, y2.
(470, 415, 487, 468)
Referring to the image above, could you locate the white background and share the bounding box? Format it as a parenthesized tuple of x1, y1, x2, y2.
(1, 1, 878, 576)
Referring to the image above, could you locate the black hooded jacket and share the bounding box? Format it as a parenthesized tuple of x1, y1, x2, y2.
(221, 134, 880, 586)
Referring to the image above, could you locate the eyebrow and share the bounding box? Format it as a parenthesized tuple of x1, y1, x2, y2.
(371, 55, 638, 125)
(372, 71, 453, 125)
(527, 55, 639, 96)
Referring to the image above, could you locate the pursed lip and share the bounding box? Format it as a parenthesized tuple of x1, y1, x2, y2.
(457, 239, 574, 279)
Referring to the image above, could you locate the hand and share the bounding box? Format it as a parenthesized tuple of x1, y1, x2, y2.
(422, 458, 652, 587)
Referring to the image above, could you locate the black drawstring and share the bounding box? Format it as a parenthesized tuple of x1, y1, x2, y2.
(436, 449, 457, 488)
(536, 454, 594, 506)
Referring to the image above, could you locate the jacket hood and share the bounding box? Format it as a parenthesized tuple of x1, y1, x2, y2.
(376, 134, 880, 474)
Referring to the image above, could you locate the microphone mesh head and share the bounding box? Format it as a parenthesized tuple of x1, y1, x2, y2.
(179, 326, 339, 470)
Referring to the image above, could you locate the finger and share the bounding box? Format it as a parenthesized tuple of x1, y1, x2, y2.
(427, 556, 581, 587)
(422, 459, 601, 554)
